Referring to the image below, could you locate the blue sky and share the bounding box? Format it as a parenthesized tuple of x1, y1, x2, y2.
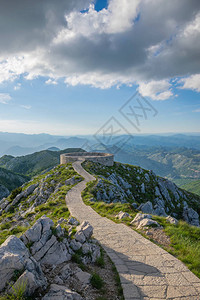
(0, 0, 199, 135)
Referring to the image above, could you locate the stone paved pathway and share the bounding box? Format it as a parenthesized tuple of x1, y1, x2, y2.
(65, 160, 200, 300)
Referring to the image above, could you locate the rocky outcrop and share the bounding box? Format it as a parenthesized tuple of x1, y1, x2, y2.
(138, 201, 154, 214)
(130, 213, 160, 229)
(0, 166, 82, 220)
(0, 216, 100, 299)
(115, 211, 131, 220)
(183, 207, 199, 226)
(42, 284, 83, 300)
(84, 161, 200, 226)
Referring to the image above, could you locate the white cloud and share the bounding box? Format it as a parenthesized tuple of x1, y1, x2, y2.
(0, 0, 200, 99)
(0, 93, 11, 104)
(193, 108, 200, 112)
(178, 74, 200, 92)
(45, 79, 58, 85)
(14, 83, 21, 90)
(20, 105, 32, 110)
(138, 80, 173, 100)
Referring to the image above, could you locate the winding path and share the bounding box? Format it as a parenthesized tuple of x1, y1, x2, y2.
(66, 160, 200, 300)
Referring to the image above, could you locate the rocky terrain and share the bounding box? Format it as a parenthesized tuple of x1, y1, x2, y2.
(0, 163, 82, 245)
(83, 161, 200, 226)
(0, 215, 114, 299)
(0, 164, 122, 300)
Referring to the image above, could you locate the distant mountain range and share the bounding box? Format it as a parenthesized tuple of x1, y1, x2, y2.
(0, 131, 200, 197)
(0, 132, 200, 157)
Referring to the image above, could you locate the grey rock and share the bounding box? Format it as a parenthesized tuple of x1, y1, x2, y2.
(11, 257, 47, 296)
(183, 207, 199, 226)
(70, 239, 82, 251)
(154, 206, 167, 217)
(82, 242, 91, 255)
(33, 235, 57, 261)
(60, 264, 73, 280)
(42, 284, 83, 300)
(144, 173, 150, 182)
(137, 218, 160, 229)
(131, 213, 152, 227)
(131, 202, 138, 209)
(141, 183, 145, 193)
(21, 215, 54, 246)
(54, 275, 64, 285)
(75, 269, 91, 284)
(115, 211, 130, 219)
(40, 241, 71, 265)
(68, 217, 79, 226)
(76, 221, 93, 240)
(56, 224, 64, 237)
(166, 215, 178, 225)
(138, 201, 154, 214)
(0, 199, 9, 210)
(65, 176, 76, 186)
(0, 236, 29, 291)
(158, 178, 171, 202)
(75, 231, 86, 244)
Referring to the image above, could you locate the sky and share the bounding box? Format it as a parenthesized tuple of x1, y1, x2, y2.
(0, 0, 200, 135)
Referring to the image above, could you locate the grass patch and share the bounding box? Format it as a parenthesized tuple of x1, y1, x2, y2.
(96, 249, 105, 268)
(82, 176, 200, 280)
(90, 273, 104, 289)
(164, 221, 200, 278)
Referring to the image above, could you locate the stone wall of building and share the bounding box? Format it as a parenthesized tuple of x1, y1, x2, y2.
(60, 152, 114, 166)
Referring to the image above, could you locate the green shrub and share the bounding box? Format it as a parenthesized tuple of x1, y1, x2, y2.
(96, 249, 105, 268)
(90, 273, 104, 289)
(10, 187, 22, 201)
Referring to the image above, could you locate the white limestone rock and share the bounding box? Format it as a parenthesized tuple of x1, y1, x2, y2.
(131, 213, 152, 227)
(0, 236, 29, 291)
(75, 268, 91, 284)
(137, 218, 160, 229)
(115, 211, 131, 220)
(166, 215, 178, 225)
(42, 284, 83, 300)
(76, 221, 93, 240)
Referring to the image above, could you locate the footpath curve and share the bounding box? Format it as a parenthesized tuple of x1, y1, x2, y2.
(65, 160, 200, 300)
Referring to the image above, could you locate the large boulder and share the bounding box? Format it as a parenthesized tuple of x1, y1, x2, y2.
(0, 236, 29, 291)
(10, 257, 47, 296)
(76, 221, 93, 240)
(131, 213, 152, 227)
(138, 201, 154, 214)
(183, 207, 199, 227)
(137, 218, 159, 229)
(21, 215, 54, 247)
(115, 211, 130, 220)
(40, 241, 71, 265)
(42, 284, 83, 300)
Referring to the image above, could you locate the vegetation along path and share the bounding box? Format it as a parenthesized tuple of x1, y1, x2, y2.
(66, 159, 200, 300)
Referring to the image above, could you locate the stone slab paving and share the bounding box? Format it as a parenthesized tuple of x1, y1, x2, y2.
(65, 160, 200, 300)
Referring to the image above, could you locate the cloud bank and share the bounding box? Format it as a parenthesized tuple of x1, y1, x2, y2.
(0, 0, 200, 100)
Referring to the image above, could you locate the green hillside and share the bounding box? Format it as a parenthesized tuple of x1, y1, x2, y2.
(0, 148, 84, 177)
(182, 180, 200, 196)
